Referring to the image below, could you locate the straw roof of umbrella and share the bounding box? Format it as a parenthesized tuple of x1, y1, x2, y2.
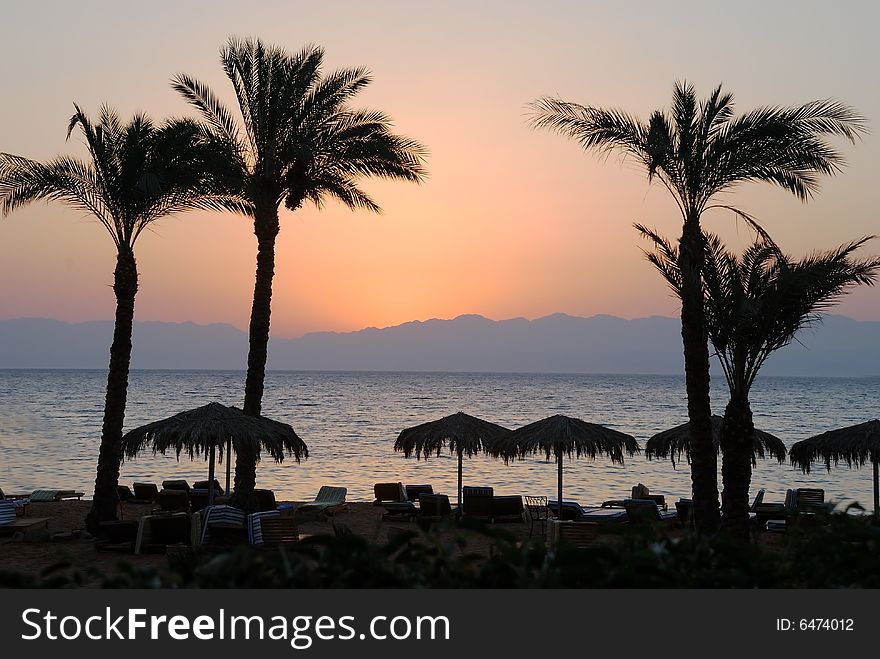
(788, 419, 880, 472)
(645, 415, 786, 467)
(394, 411, 509, 459)
(121, 402, 307, 463)
(488, 414, 639, 463)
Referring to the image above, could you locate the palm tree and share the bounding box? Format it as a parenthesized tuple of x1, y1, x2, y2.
(641, 226, 879, 538)
(528, 82, 865, 531)
(172, 37, 427, 504)
(0, 106, 237, 532)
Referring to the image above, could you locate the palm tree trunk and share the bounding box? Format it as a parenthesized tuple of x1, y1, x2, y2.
(720, 396, 754, 540)
(85, 248, 138, 534)
(678, 217, 720, 532)
(234, 202, 280, 509)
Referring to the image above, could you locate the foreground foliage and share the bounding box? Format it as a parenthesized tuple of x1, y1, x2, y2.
(3, 509, 879, 588)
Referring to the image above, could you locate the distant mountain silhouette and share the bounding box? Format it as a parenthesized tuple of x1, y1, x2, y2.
(0, 314, 877, 376)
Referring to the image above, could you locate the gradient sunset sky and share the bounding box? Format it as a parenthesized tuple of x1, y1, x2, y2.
(1, 1, 878, 338)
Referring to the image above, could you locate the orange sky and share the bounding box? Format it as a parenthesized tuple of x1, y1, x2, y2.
(1, 1, 878, 338)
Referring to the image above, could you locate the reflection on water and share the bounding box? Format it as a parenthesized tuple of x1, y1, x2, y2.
(0, 370, 877, 508)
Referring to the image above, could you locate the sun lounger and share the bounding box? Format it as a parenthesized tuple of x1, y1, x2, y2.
(418, 494, 453, 520)
(492, 495, 524, 523)
(0, 488, 30, 516)
(162, 479, 191, 493)
(258, 516, 299, 547)
(193, 479, 224, 495)
(795, 488, 825, 511)
(0, 500, 50, 536)
(189, 489, 212, 513)
(200, 504, 247, 546)
(549, 500, 628, 523)
(96, 520, 139, 553)
(135, 512, 191, 554)
(404, 484, 433, 503)
(116, 485, 135, 501)
(381, 501, 418, 521)
(28, 489, 84, 502)
(155, 489, 190, 513)
(132, 482, 160, 503)
(624, 498, 678, 524)
(247, 510, 281, 545)
(298, 486, 347, 515)
(374, 482, 407, 504)
(462, 486, 494, 521)
(254, 489, 278, 512)
(548, 520, 600, 550)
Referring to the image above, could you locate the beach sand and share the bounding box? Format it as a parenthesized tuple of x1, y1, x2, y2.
(0, 500, 535, 584)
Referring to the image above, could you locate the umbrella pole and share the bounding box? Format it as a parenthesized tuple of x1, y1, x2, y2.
(208, 444, 216, 507)
(457, 449, 463, 517)
(873, 454, 879, 520)
(225, 437, 232, 495)
(557, 448, 563, 519)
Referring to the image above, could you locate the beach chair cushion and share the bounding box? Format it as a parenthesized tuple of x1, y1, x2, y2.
(0, 501, 16, 525)
(29, 489, 59, 502)
(247, 510, 281, 545)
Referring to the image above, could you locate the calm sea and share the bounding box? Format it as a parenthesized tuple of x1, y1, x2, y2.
(0, 370, 877, 509)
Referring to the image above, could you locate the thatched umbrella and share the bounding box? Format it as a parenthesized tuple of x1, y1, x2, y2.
(122, 402, 307, 505)
(394, 412, 509, 510)
(789, 419, 880, 518)
(488, 414, 639, 513)
(645, 415, 786, 467)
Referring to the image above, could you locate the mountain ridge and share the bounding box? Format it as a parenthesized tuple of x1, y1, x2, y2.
(0, 314, 877, 376)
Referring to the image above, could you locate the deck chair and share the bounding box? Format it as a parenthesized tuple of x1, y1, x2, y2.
(404, 484, 433, 503)
(492, 495, 524, 523)
(524, 496, 550, 537)
(675, 498, 694, 524)
(116, 485, 135, 501)
(548, 500, 588, 521)
(247, 510, 281, 545)
(259, 516, 299, 547)
(29, 489, 84, 502)
(189, 489, 212, 513)
(162, 479, 191, 494)
(139, 513, 191, 553)
(298, 486, 348, 515)
(462, 486, 494, 521)
(374, 482, 407, 504)
(254, 489, 278, 512)
(795, 488, 825, 512)
(193, 479, 224, 495)
(418, 494, 452, 520)
(132, 482, 159, 503)
(155, 489, 190, 513)
(1, 499, 52, 535)
(96, 520, 139, 553)
(624, 498, 677, 524)
(201, 504, 247, 546)
(549, 520, 600, 550)
(378, 484, 417, 521)
(0, 488, 30, 516)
